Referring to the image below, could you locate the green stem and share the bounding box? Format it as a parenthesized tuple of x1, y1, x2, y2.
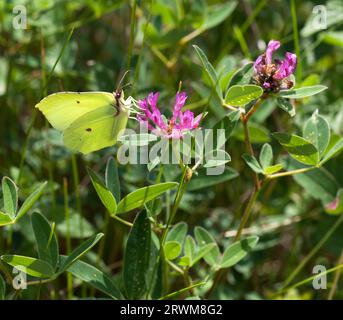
(71, 155, 83, 240)
(113, 214, 133, 227)
(234, 187, 260, 241)
(267, 166, 316, 179)
(161, 166, 189, 245)
(290, 0, 302, 81)
(127, 0, 137, 70)
(63, 178, 73, 299)
(158, 281, 206, 300)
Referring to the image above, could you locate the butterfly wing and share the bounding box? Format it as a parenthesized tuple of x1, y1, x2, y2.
(63, 105, 129, 154)
(35, 92, 115, 131)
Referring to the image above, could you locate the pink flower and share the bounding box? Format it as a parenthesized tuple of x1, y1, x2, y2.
(137, 92, 202, 139)
(253, 40, 297, 92)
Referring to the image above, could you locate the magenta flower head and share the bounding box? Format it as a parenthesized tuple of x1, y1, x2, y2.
(137, 92, 202, 139)
(253, 40, 297, 92)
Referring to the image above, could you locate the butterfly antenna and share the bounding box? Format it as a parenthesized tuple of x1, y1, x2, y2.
(116, 70, 131, 93)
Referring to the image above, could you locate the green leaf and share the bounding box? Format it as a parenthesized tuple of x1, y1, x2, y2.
(303, 111, 330, 158)
(234, 122, 271, 143)
(87, 167, 117, 215)
(201, 2, 237, 30)
(203, 150, 231, 168)
(164, 241, 181, 260)
(208, 110, 240, 150)
(119, 133, 157, 146)
(264, 164, 283, 175)
(225, 85, 263, 106)
(2, 177, 18, 220)
(228, 62, 254, 87)
(166, 222, 187, 246)
(184, 236, 196, 264)
(320, 136, 343, 165)
(194, 226, 220, 267)
(191, 243, 216, 267)
(31, 212, 59, 271)
(1, 255, 54, 278)
(272, 133, 320, 165)
(16, 181, 47, 221)
(259, 143, 273, 169)
(321, 31, 343, 48)
(0, 211, 13, 227)
(279, 85, 327, 99)
(187, 167, 239, 191)
(116, 182, 178, 214)
(288, 159, 338, 204)
(242, 154, 264, 174)
(57, 212, 95, 239)
(276, 97, 295, 117)
(0, 274, 5, 300)
(105, 157, 121, 203)
(123, 211, 151, 299)
(220, 236, 259, 268)
(178, 256, 190, 267)
(193, 45, 222, 99)
(58, 233, 104, 273)
(60, 256, 122, 299)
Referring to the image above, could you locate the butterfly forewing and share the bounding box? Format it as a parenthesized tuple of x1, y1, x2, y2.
(35, 92, 115, 131)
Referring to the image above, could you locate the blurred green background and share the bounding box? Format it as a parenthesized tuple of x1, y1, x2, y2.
(0, 0, 342, 299)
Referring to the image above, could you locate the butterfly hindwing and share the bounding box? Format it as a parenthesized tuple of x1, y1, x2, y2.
(62, 105, 129, 154)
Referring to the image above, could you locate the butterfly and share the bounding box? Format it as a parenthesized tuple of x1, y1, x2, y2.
(35, 80, 132, 154)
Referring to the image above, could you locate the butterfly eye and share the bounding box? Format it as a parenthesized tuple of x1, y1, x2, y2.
(115, 90, 122, 100)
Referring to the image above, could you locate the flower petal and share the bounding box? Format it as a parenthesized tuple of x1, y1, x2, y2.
(274, 52, 297, 80)
(172, 92, 188, 121)
(265, 40, 280, 64)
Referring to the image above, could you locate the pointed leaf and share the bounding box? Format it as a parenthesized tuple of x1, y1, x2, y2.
(0, 211, 13, 227)
(320, 136, 343, 165)
(277, 97, 295, 117)
(184, 235, 196, 265)
(303, 111, 330, 157)
(1, 255, 54, 278)
(60, 256, 122, 299)
(87, 167, 117, 215)
(191, 243, 216, 267)
(194, 226, 220, 267)
(123, 211, 151, 299)
(116, 182, 178, 214)
(193, 45, 222, 99)
(31, 212, 59, 271)
(280, 85, 327, 99)
(16, 182, 47, 221)
(242, 154, 264, 173)
(228, 63, 254, 87)
(58, 233, 104, 273)
(105, 157, 121, 203)
(220, 236, 259, 268)
(272, 133, 320, 165)
(2, 177, 18, 220)
(259, 143, 273, 169)
(264, 164, 283, 175)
